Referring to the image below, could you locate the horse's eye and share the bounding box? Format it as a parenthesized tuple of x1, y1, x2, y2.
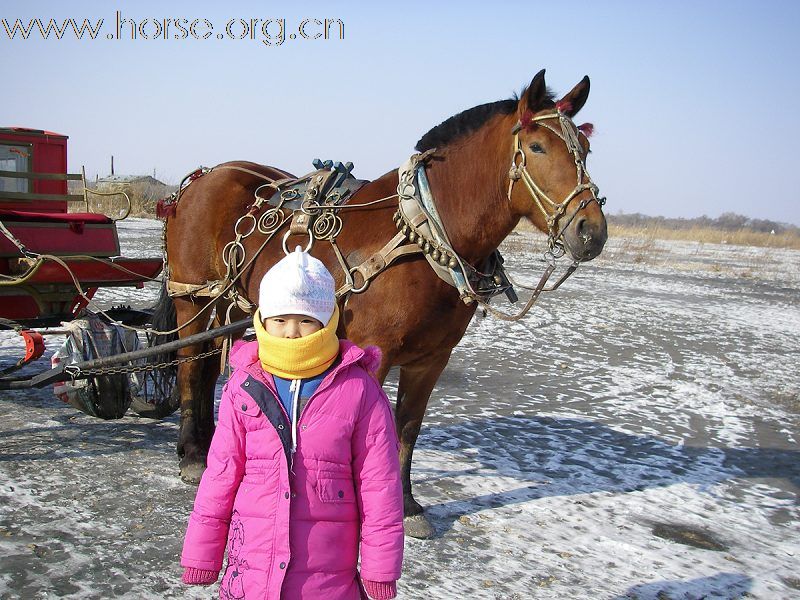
(529, 142, 545, 154)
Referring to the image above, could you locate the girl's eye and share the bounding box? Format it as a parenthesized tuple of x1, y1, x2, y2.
(529, 142, 545, 154)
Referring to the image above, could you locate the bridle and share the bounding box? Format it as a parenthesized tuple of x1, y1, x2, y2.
(507, 106, 606, 258)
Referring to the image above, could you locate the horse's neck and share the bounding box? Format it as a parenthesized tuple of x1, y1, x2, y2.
(426, 127, 518, 264)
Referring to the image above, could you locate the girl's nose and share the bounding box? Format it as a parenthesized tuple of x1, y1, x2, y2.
(285, 322, 301, 339)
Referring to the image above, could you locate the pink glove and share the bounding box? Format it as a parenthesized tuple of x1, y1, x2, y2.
(182, 567, 219, 586)
(362, 579, 397, 600)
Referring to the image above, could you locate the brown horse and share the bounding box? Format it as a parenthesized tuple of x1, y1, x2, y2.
(161, 69, 607, 537)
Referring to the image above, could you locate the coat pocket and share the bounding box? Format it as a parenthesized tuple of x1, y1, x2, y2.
(241, 472, 266, 485)
(317, 477, 356, 503)
(241, 458, 279, 485)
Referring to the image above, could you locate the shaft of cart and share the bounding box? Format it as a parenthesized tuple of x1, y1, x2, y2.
(0, 318, 251, 390)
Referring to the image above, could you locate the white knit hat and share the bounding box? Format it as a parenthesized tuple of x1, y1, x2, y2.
(258, 247, 336, 325)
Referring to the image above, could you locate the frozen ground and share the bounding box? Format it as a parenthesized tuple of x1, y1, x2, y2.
(0, 219, 797, 599)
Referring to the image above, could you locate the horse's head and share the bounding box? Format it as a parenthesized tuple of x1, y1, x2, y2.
(507, 70, 607, 261)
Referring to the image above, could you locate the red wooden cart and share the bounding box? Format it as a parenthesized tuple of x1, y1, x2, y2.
(0, 127, 163, 326)
(0, 127, 249, 419)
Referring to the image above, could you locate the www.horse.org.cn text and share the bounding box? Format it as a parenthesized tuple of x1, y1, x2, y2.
(1, 11, 345, 46)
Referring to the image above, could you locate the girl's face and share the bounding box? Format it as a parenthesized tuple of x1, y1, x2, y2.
(263, 314, 323, 339)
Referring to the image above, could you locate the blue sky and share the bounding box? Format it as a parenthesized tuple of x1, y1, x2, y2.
(3, 0, 799, 224)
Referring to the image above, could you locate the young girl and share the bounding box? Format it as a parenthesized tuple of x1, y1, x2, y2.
(180, 248, 404, 599)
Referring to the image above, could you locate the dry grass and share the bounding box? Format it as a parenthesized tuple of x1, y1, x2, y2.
(516, 219, 800, 250)
(608, 224, 800, 250)
(68, 180, 176, 218)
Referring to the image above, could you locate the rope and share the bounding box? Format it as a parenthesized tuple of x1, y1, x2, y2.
(335, 193, 399, 210)
(475, 263, 556, 321)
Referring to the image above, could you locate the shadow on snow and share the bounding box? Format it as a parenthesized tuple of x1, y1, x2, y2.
(414, 415, 798, 533)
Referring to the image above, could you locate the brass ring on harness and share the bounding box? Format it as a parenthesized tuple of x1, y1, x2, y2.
(312, 213, 343, 241)
(234, 214, 257, 238)
(281, 189, 300, 201)
(281, 230, 313, 255)
(300, 198, 322, 215)
(257, 207, 285, 235)
(254, 182, 275, 201)
(511, 145, 526, 169)
(223, 240, 246, 270)
(348, 266, 370, 294)
(398, 181, 416, 199)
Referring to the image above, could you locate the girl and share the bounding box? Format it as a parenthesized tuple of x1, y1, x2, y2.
(180, 248, 404, 599)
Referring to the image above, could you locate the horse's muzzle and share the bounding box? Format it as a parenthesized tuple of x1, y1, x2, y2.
(564, 212, 608, 262)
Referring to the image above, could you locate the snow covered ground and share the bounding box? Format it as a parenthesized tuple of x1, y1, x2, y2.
(0, 219, 797, 599)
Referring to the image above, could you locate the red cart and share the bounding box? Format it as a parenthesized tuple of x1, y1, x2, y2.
(0, 127, 163, 326)
(0, 128, 246, 420)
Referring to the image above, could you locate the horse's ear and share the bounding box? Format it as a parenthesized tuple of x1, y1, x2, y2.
(519, 69, 549, 114)
(558, 76, 590, 117)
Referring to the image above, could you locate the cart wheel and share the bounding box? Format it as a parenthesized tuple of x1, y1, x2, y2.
(130, 388, 180, 419)
(86, 374, 132, 420)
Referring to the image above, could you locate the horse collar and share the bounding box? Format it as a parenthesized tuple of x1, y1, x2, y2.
(394, 155, 516, 305)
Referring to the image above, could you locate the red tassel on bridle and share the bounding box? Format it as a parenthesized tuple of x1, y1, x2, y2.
(578, 123, 594, 137)
(519, 111, 534, 130)
(555, 100, 573, 113)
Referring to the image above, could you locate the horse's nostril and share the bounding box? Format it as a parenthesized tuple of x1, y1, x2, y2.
(574, 217, 593, 246)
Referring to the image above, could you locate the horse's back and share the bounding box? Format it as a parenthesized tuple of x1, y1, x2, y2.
(166, 161, 293, 282)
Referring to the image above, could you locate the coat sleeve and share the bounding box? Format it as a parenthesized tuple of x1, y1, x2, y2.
(352, 373, 404, 582)
(180, 383, 245, 571)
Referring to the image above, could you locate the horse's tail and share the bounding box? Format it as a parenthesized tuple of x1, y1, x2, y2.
(147, 280, 178, 377)
(128, 280, 180, 418)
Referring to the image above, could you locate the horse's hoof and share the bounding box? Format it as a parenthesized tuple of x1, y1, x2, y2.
(404, 514, 434, 539)
(180, 462, 206, 485)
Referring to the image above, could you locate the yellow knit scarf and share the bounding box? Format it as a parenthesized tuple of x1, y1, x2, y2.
(254, 306, 340, 379)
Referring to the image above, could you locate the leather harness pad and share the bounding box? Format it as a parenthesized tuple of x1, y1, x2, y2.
(261, 169, 369, 212)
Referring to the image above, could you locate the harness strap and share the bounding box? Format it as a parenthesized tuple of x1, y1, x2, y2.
(167, 279, 255, 321)
(336, 229, 422, 297)
(166, 280, 226, 298)
(211, 164, 287, 182)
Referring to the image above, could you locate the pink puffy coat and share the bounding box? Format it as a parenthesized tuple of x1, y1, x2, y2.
(181, 339, 404, 599)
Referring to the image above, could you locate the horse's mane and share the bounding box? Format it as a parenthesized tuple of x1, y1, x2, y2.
(415, 87, 556, 152)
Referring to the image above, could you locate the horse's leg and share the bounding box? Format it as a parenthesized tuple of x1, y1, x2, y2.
(396, 348, 453, 539)
(174, 297, 220, 484)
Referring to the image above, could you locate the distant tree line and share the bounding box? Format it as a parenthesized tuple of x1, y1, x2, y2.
(608, 212, 799, 235)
